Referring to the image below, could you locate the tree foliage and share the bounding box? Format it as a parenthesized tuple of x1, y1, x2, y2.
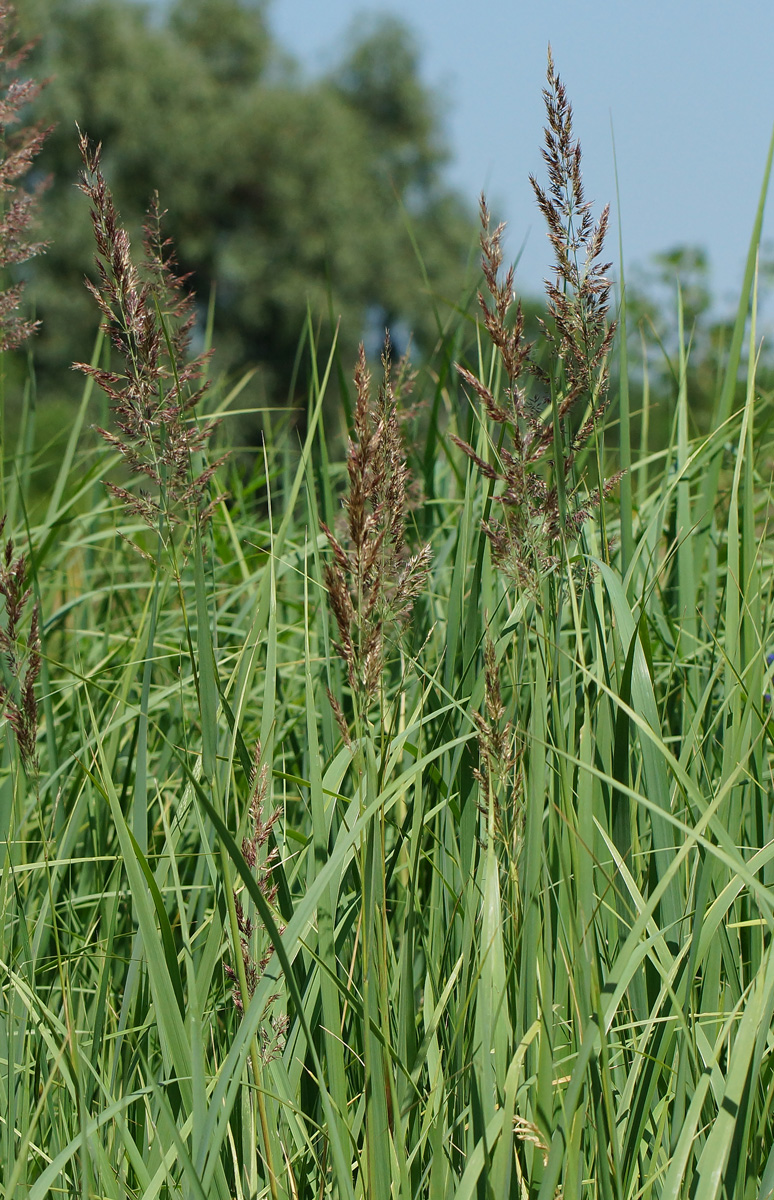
(620, 244, 774, 446)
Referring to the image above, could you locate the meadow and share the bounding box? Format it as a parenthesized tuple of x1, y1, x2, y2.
(2, 11, 774, 1199)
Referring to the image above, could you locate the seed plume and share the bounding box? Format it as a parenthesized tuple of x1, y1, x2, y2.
(74, 134, 224, 536)
(0, 518, 40, 775)
(322, 335, 431, 718)
(0, 2, 51, 350)
(452, 49, 621, 592)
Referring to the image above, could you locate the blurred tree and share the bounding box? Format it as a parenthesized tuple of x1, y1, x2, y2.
(333, 15, 444, 195)
(619, 244, 774, 448)
(168, 0, 270, 85)
(15, 0, 477, 403)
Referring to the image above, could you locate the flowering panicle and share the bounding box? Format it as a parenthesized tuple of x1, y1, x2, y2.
(530, 47, 617, 419)
(0, 517, 40, 774)
(74, 134, 224, 534)
(452, 50, 621, 592)
(224, 742, 287, 1061)
(322, 335, 432, 718)
(0, 2, 51, 350)
(473, 636, 523, 859)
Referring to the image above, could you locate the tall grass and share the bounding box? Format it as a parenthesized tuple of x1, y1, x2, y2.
(2, 15, 774, 1199)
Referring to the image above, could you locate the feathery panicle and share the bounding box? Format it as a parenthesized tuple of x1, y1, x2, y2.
(322, 335, 431, 717)
(0, 2, 51, 350)
(513, 1115, 551, 1169)
(327, 686, 353, 750)
(453, 50, 621, 592)
(0, 517, 40, 775)
(224, 741, 287, 1059)
(74, 134, 225, 535)
(529, 45, 616, 412)
(473, 635, 523, 863)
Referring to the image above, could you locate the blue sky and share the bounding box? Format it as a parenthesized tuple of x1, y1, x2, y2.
(269, 0, 774, 311)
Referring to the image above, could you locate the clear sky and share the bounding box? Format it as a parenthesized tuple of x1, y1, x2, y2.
(268, 0, 774, 311)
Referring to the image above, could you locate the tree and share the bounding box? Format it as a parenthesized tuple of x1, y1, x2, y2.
(617, 244, 774, 448)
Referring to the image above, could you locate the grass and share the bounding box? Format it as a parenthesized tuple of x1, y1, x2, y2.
(2, 15, 774, 1200)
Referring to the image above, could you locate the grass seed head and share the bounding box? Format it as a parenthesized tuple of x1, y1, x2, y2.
(74, 134, 225, 537)
(0, 2, 51, 351)
(0, 517, 40, 775)
(453, 48, 620, 593)
(322, 334, 431, 719)
(226, 741, 283, 1043)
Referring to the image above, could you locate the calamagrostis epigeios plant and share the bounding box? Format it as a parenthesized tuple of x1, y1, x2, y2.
(322, 335, 431, 725)
(453, 48, 620, 592)
(0, 517, 40, 774)
(74, 133, 223, 535)
(224, 743, 288, 1061)
(0, 2, 51, 351)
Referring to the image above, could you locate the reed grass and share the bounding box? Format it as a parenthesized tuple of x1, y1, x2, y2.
(2, 12, 774, 1198)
